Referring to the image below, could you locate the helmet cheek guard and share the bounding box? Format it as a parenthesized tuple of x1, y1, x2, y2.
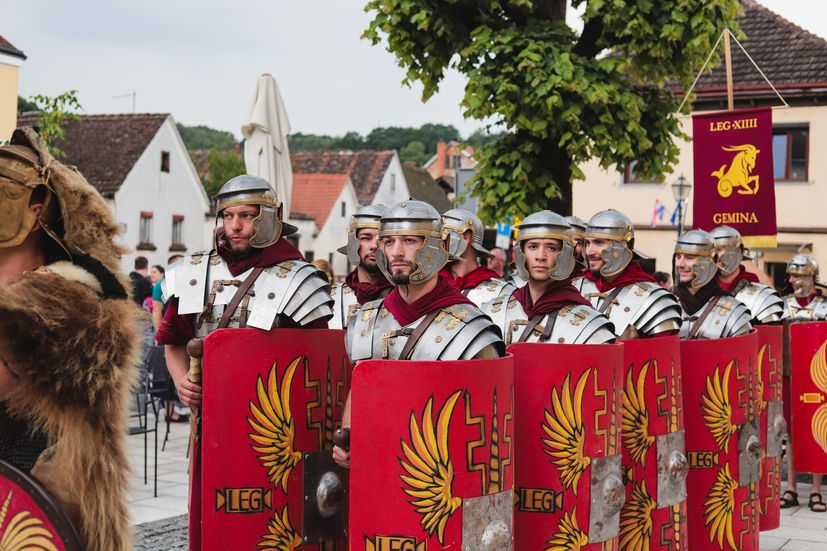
(375, 247, 393, 283)
(445, 230, 468, 258)
(410, 236, 449, 283)
(691, 257, 719, 288)
(249, 203, 283, 248)
(551, 240, 576, 281)
(514, 243, 530, 282)
(718, 248, 742, 276)
(598, 243, 633, 278)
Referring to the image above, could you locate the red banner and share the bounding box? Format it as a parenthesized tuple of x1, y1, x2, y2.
(790, 322, 827, 473)
(692, 107, 776, 248)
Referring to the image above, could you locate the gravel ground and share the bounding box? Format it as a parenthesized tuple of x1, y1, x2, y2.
(134, 515, 188, 550)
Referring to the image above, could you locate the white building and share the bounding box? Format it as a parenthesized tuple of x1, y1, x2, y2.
(19, 113, 211, 273)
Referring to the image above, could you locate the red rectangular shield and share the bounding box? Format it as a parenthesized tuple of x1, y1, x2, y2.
(692, 107, 777, 248)
(755, 325, 784, 531)
(790, 322, 827, 473)
(348, 356, 514, 550)
(681, 332, 760, 551)
(508, 342, 623, 550)
(199, 328, 351, 550)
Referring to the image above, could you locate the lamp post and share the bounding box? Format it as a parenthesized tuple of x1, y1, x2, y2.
(671, 174, 692, 237)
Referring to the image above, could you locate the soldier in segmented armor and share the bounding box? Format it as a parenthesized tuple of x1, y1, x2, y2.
(673, 229, 752, 339)
(157, 175, 333, 407)
(783, 254, 827, 320)
(439, 208, 515, 306)
(329, 204, 392, 328)
(710, 225, 784, 324)
(481, 210, 615, 345)
(576, 209, 682, 339)
(334, 200, 505, 469)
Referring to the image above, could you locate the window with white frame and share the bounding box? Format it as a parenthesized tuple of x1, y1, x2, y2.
(171, 214, 185, 250)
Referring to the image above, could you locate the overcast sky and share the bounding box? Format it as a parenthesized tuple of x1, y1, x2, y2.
(5, 1, 823, 139)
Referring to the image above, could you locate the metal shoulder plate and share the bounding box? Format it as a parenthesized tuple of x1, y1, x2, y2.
(330, 282, 360, 330)
(602, 282, 682, 337)
(576, 277, 596, 297)
(163, 250, 213, 314)
(464, 278, 517, 307)
(346, 299, 385, 361)
(734, 282, 785, 323)
(481, 289, 521, 338)
(499, 303, 615, 345)
(680, 296, 753, 339)
(813, 296, 827, 320)
(261, 260, 334, 327)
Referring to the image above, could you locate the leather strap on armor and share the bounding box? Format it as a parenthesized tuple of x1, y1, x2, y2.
(597, 287, 624, 315)
(399, 308, 442, 360)
(732, 278, 750, 296)
(218, 267, 264, 329)
(688, 296, 722, 339)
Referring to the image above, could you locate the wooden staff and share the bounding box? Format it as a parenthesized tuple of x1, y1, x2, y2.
(187, 338, 204, 439)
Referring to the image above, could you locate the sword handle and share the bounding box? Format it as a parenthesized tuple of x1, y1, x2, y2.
(333, 426, 350, 452)
(187, 338, 204, 439)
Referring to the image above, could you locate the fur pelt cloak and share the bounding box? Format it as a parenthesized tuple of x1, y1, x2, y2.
(0, 127, 140, 551)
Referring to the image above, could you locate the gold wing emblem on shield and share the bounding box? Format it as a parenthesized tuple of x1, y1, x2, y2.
(258, 505, 302, 551)
(0, 490, 58, 551)
(703, 464, 738, 550)
(622, 361, 655, 466)
(247, 356, 303, 492)
(810, 340, 827, 454)
(400, 390, 463, 544)
(702, 361, 737, 452)
(618, 480, 655, 551)
(546, 507, 588, 551)
(543, 370, 591, 493)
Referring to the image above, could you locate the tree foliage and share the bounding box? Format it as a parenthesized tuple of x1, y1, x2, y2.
(26, 90, 82, 157)
(17, 95, 38, 115)
(177, 124, 237, 151)
(363, 0, 741, 221)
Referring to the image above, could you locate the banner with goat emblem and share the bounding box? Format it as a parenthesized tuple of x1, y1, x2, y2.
(617, 336, 688, 551)
(508, 342, 624, 551)
(348, 356, 514, 551)
(199, 329, 351, 550)
(680, 332, 760, 551)
(692, 107, 776, 248)
(755, 325, 785, 531)
(790, 322, 827, 473)
(0, 459, 82, 550)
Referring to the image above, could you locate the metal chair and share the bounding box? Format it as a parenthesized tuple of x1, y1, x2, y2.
(128, 343, 161, 497)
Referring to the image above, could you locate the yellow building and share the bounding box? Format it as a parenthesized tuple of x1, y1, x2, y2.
(0, 34, 25, 142)
(573, 1, 827, 289)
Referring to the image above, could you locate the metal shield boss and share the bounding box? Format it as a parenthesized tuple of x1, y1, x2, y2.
(681, 332, 761, 551)
(349, 356, 514, 550)
(618, 336, 688, 551)
(509, 342, 624, 550)
(755, 325, 785, 531)
(199, 329, 351, 550)
(0, 460, 83, 550)
(790, 322, 827, 473)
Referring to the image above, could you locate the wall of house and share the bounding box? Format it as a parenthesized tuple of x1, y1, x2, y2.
(115, 117, 210, 272)
(573, 104, 827, 275)
(315, 184, 361, 278)
(0, 54, 22, 141)
(371, 153, 410, 207)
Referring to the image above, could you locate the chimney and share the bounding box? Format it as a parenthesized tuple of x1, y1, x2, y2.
(436, 139, 446, 177)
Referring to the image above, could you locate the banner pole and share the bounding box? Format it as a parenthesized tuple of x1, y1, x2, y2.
(724, 29, 734, 111)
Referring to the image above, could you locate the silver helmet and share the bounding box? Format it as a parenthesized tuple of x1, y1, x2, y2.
(584, 209, 634, 278)
(214, 175, 296, 248)
(787, 254, 819, 297)
(709, 225, 744, 276)
(514, 210, 576, 281)
(674, 230, 718, 288)
(376, 200, 449, 284)
(565, 215, 587, 240)
(442, 208, 490, 257)
(339, 204, 385, 266)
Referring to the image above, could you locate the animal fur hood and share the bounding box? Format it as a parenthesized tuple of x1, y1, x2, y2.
(0, 128, 140, 551)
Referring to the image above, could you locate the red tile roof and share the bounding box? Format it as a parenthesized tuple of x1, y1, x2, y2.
(291, 150, 394, 204)
(0, 34, 25, 59)
(291, 173, 350, 228)
(17, 113, 168, 197)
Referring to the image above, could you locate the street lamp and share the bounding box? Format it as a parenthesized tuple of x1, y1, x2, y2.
(671, 174, 692, 236)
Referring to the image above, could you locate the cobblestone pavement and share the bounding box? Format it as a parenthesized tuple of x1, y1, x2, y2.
(134, 515, 188, 550)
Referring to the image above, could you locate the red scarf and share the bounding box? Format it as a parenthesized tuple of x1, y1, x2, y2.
(439, 266, 500, 291)
(345, 269, 393, 305)
(582, 261, 657, 293)
(717, 266, 760, 292)
(795, 289, 823, 308)
(383, 274, 474, 327)
(218, 238, 304, 277)
(513, 279, 591, 319)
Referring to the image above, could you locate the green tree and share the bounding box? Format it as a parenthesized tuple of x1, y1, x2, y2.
(364, 0, 741, 221)
(399, 140, 429, 164)
(27, 90, 82, 156)
(202, 149, 246, 198)
(17, 95, 38, 115)
(177, 124, 237, 151)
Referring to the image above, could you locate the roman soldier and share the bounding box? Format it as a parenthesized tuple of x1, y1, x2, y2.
(710, 225, 785, 323)
(673, 229, 752, 339)
(330, 204, 392, 328)
(0, 128, 140, 550)
(783, 254, 827, 320)
(577, 209, 682, 339)
(439, 207, 516, 306)
(482, 210, 615, 344)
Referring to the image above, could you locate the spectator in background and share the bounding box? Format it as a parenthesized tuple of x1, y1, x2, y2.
(487, 247, 507, 277)
(653, 270, 672, 290)
(129, 256, 153, 307)
(151, 255, 183, 333)
(145, 264, 164, 312)
(312, 258, 335, 285)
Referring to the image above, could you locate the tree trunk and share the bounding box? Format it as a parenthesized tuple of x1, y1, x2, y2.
(542, 137, 573, 216)
(535, 0, 567, 21)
